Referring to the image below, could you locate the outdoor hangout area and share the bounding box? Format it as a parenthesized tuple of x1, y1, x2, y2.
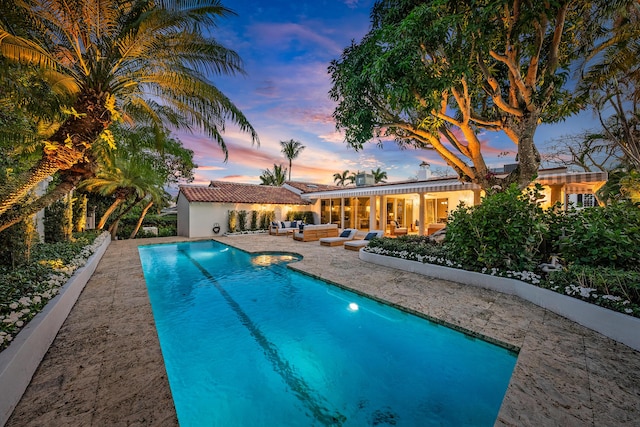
(2, 0, 640, 425)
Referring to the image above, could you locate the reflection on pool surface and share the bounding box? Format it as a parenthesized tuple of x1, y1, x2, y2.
(139, 240, 517, 426)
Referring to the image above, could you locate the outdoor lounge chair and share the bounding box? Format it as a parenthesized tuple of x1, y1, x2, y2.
(319, 228, 357, 246)
(344, 230, 384, 251)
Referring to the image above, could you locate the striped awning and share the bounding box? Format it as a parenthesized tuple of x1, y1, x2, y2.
(303, 171, 608, 200)
(304, 179, 481, 199)
(535, 171, 608, 185)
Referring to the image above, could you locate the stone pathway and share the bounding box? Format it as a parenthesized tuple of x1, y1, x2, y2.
(7, 234, 640, 426)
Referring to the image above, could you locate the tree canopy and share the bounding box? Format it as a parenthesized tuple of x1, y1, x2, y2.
(333, 170, 353, 186)
(329, 0, 632, 190)
(0, 0, 257, 224)
(579, 3, 640, 171)
(260, 164, 287, 186)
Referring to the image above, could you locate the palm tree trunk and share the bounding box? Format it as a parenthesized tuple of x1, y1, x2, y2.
(110, 219, 120, 240)
(0, 90, 109, 217)
(97, 198, 125, 230)
(0, 173, 83, 234)
(107, 196, 143, 233)
(0, 157, 65, 218)
(130, 200, 154, 239)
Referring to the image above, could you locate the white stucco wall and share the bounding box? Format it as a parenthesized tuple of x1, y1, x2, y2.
(178, 197, 317, 238)
(188, 202, 226, 238)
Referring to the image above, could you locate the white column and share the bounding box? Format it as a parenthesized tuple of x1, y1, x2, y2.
(369, 196, 376, 231)
(380, 195, 387, 235)
(418, 192, 425, 235)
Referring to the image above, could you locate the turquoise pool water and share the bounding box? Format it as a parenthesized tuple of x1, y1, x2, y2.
(139, 240, 517, 426)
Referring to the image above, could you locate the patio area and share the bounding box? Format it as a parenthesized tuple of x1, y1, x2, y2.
(6, 234, 640, 426)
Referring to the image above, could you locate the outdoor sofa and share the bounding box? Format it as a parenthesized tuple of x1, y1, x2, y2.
(269, 220, 302, 236)
(293, 223, 339, 242)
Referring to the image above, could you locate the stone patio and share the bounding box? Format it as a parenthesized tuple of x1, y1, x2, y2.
(6, 234, 640, 426)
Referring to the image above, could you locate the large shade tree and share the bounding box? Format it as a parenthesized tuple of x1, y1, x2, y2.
(579, 4, 640, 171)
(0, 0, 258, 224)
(329, 0, 631, 190)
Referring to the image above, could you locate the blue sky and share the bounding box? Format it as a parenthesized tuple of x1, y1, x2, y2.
(181, 0, 595, 186)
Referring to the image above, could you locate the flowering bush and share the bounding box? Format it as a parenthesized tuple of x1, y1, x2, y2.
(0, 232, 108, 351)
(543, 265, 640, 316)
(365, 235, 640, 318)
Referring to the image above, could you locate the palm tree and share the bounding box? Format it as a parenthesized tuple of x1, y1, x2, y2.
(333, 170, 351, 186)
(79, 154, 163, 230)
(280, 139, 305, 181)
(260, 164, 287, 186)
(371, 167, 388, 183)
(0, 0, 258, 224)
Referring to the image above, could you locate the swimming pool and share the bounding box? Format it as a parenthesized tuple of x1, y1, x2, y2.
(139, 240, 517, 426)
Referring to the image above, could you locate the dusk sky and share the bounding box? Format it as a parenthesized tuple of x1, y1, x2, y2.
(181, 0, 595, 186)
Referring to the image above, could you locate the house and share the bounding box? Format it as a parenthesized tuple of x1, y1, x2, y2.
(177, 181, 317, 238)
(177, 167, 607, 238)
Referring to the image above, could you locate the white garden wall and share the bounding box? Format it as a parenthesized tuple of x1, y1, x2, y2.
(0, 235, 111, 426)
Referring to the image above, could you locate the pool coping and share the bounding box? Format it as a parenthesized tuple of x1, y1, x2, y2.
(288, 263, 521, 354)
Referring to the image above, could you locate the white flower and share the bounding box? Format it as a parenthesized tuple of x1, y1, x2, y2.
(15, 320, 24, 327)
(9, 302, 18, 310)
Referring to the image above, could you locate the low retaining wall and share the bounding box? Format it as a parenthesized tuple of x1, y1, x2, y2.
(360, 250, 640, 352)
(0, 235, 111, 426)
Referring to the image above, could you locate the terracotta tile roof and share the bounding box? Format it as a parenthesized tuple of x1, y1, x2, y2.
(285, 181, 342, 193)
(179, 181, 311, 205)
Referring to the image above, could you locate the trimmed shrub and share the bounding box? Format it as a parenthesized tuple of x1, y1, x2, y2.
(227, 210, 237, 233)
(73, 193, 87, 232)
(237, 210, 247, 232)
(287, 210, 314, 224)
(546, 202, 640, 270)
(250, 211, 258, 230)
(446, 185, 545, 271)
(44, 193, 73, 243)
(259, 211, 275, 229)
(0, 214, 38, 268)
